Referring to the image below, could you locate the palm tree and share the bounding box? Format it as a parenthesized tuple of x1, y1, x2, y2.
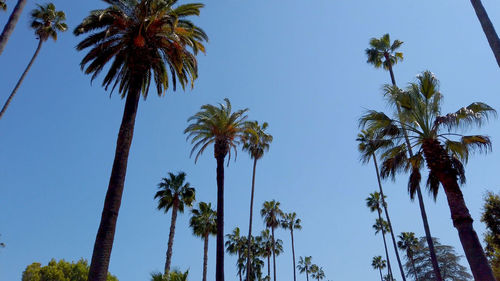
(310, 265, 325, 281)
(261, 229, 283, 280)
(372, 256, 387, 281)
(155, 172, 196, 275)
(367, 192, 393, 279)
(0, 0, 28, 55)
(357, 130, 406, 281)
(261, 200, 283, 281)
(365, 34, 442, 281)
(469, 0, 500, 67)
(74, 1, 207, 280)
(372, 215, 393, 280)
(243, 121, 273, 281)
(397, 232, 420, 281)
(0, 1, 6, 11)
(185, 98, 248, 281)
(0, 3, 67, 120)
(361, 71, 496, 281)
(190, 202, 217, 281)
(281, 212, 301, 281)
(225, 227, 245, 281)
(151, 270, 189, 281)
(241, 235, 265, 281)
(297, 256, 313, 281)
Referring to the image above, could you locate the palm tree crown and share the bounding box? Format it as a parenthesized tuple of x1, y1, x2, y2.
(190, 202, 217, 237)
(155, 172, 196, 214)
(31, 3, 67, 42)
(366, 192, 386, 213)
(261, 200, 283, 229)
(281, 212, 302, 231)
(365, 33, 403, 70)
(242, 121, 273, 160)
(297, 256, 312, 275)
(397, 232, 419, 253)
(0, 1, 6, 11)
(372, 256, 387, 270)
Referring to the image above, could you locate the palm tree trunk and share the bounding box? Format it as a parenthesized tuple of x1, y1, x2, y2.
(470, 0, 500, 68)
(271, 227, 277, 281)
(408, 252, 419, 281)
(0, 0, 27, 55)
(291, 230, 297, 281)
(164, 199, 179, 275)
(203, 234, 209, 281)
(238, 252, 242, 281)
(0, 40, 43, 120)
(267, 253, 271, 279)
(377, 210, 393, 280)
(246, 158, 258, 281)
(422, 139, 495, 281)
(305, 267, 309, 281)
(88, 88, 141, 281)
(372, 155, 407, 281)
(385, 55, 443, 281)
(215, 150, 226, 281)
(378, 268, 384, 281)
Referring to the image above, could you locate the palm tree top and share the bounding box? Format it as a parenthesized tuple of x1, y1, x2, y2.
(242, 120, 273, 160)
(397, 232, 419, 251)
(366, 192, 386, 213)
(297, 256, 312, 272)
(30, 3, 68, 42)
(281, 212, 302, 231)
(372, 256, 386, 269)
(365, 33, 403, 70)
(356, 129, 393, 164)
(261, 200, 283, 229)
(0, 1, 6, 11)
(185, 98, 249, 164)
(189, 202, 217, 237)
(154, 171, 196, 214)
(373, 218, 390, 235)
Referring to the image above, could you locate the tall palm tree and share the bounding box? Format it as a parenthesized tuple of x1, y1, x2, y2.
(225, 227, 245, 281)
(310, 265, 325, 281)
(469, 0, 500, 67)
(281, 212, 301, 281)
(185, 98, 248, 281)
(372, 256, 387, 281)
(361, 71, 496, 281)
(397, 232, 420, 281)
(297, 256, 312, 281)
(0, 3, 67, 120)
(0, 0, 28, 55)
(357, 130, 406, 280)
(365, 33, 442, 281)
(261, 200, 283, 281)
(367, 192, 393, 280)
(242, 121, 273, 281)
(190, 202, 217, 281)
(372, 215, 393, 281)
(74, 1, 207, 280)
(155, 172, 196, 275)
(261, 229, 283, 280)
(242, 235, 265, 281)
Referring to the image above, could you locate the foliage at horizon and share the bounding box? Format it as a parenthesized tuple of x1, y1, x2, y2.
(21, 259, 118, 281)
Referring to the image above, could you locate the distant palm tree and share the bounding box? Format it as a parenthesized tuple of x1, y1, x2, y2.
(469, 0, 500, 67)
(225, 227, 245, 281)
(243, 121, 273, 281)
(367, 193, 393, 280)
(74, 1, 207, 280)
(281, 212, 302, 281)
(261, 200, 283, 281)
(297, 256, 313, 281)
(372, 256, 387, 281)
(0, 3, 67, 120)
(190, 202, 217, 281)
(0, 0, 28, 55)
(261, 229, 283, 280)
(151, 270, 189, 281)
(155, 172, 196, 275)
(0, 1, 6, 11)
(365, 33, 442, 281)
(185, 98, 248, 281)
(310, 265, 325, 281)
(397, 232, 420, 281)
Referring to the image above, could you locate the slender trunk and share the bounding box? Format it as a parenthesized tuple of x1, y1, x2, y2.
(164, 199, 179, 275)
(0, 0, 28, 55)
(203, 234, 209, 281)
(290, 230, 297, 281)
(215, 150, 226, 281)
(422, 139, 496, 281)
(470, 0, 500, 68)
(379, 268, 384, 281)
(272, 227, 277, 281)
(238, 251, 242, 281)
(372, 155, 407, 281)
(0, 40, 43, 120)
(246, 158, 258, 281)
(408, 252, 419, 281)
(88, 88, 141, 281)
(385, 55, 443, 281)
(305, 267, 309, 281)
(267, 253, 271, 279)
(378, 210, 393, 280)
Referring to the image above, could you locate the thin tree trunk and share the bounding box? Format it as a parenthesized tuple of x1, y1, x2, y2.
(305, 267, 309, 281)
(470, 0, 500, 68)
(272, 227, 277, 281)
(0, 40, 43, 120)
(203, 234, 209, 281)
(409, 252, 419, 281)
(267, 253, 271, 279)
(88, 88, 141, 281)
(385, 55, 443, 281)
(291, 230, 297, 281)
(422, 140, 496, 281)
(215, 152, 225, 281)
(379, 268, 384, 281)
(377, 210, 393, 280)
(246, 158, 258, 281)
(0, 0, 27, 55)
(238, 252, 242, 281)
(372, 155, 407, 281)
(164, 199, 179, 275)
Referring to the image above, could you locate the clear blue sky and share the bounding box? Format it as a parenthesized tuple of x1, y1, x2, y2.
(1, 0, 500, 280)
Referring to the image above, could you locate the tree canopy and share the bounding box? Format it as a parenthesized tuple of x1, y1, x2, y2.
(22, 259, 118, 281)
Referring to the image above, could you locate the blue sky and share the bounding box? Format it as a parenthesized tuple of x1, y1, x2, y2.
(1, 0, 500, 280)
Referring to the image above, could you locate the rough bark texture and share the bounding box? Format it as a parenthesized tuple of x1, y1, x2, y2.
(373, 155, 407, 281)
(291, 230, 297, 281)
(378, 209, 393, 280)
(164, 199, 179, 275)
(214, 140, 228, 281)
(422, 139, 496, 281)
(246, 158, 258, 281)
(88, 89, 141, 281)
(0, 0, 27, 55)
(0, 40, 43, 120)
(203, 234, 209, 281)
(272, 227, 277, 281)
(470, 0, 500, 68)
